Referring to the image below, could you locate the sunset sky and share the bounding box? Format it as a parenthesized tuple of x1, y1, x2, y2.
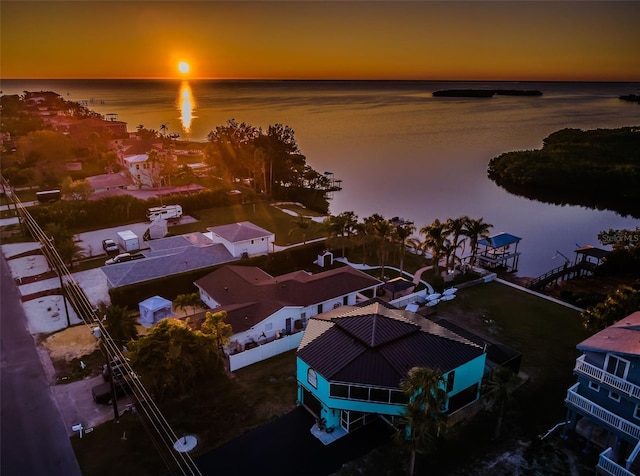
(2, 1, 639, 82)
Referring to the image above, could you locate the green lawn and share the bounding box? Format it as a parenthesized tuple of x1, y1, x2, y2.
(170, 201, 328, 246)
(71, 280, 591, 475)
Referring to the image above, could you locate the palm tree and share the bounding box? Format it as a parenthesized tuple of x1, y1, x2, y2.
(419, 219, 449, 278)
(173, 292, 203, 317)
(393, 221, 416, 274)
(288, 214, 312, 245)
(371, 215, 392, 278)
(56, 236, 85, 268)
(444, 216, 469, 271)
(464, 217, 493, 267)
(96, 301, 138, 347)
(354, 220, 374, 264)
(396, 367, 447, 476)
(486, 366, 521, 440)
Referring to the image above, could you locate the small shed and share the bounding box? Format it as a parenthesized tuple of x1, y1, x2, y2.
(143, 217, 168, 240)
(381, 277, 415, 300)
(317, 250, 334, 268)
(138, 295, 173, 328)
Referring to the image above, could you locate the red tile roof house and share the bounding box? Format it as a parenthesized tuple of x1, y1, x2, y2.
(193, 265, 382, 371)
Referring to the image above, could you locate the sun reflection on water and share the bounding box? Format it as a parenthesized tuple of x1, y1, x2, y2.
(178, 81, 196, 134)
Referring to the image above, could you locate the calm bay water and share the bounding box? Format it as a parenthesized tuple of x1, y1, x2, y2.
(2, 79, 639, 277)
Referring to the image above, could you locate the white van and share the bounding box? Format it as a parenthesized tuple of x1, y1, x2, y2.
(146, 204, 183, 221)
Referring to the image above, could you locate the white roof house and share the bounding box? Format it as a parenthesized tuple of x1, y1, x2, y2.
(206, 221, 275, 258)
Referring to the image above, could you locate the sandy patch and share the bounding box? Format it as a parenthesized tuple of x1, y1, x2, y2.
(43, 325, 100, 361)
(22, 295, 83, 334)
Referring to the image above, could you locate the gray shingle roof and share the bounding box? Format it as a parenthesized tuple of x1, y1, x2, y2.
(101, 241, 237, 287)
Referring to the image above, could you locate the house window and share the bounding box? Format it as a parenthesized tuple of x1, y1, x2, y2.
(446, 371, 455, 393)
(333, 303, 341, 309)
(301, 312, 306, 320)
(251, 240, 254, 244)
(265, 323, 273, 332)
(343, 296, 349, 305)
(307, 368, 317, 389)
(588, 381, 600, 392)
(608, 391, 621, 402)
(317, 304, 323, 314)
(350, 386, 369, 401)
(370, 388, 390, 403)
(330, 384, 348, 399)
(634, 405, 640, 421)
(605, 354, 630, 379)
(136, 164, 140, 170)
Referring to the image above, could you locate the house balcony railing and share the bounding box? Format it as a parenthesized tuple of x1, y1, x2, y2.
(597, 448, 635, 476)
(566, 383, 640, 441)
(575, 355, 640, 401)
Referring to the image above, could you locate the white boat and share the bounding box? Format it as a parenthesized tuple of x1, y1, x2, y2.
(426, 293, 442, 301)
(426, 299, 439, 307)
(443, 288, 457, 296)
(440, 294, 456, 301)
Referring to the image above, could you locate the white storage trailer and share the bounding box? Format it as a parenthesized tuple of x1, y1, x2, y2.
(116, 230, 139, 252)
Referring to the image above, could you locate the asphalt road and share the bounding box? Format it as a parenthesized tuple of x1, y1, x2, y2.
(196, 406, 393, 476)
(0, 255, 82, 476)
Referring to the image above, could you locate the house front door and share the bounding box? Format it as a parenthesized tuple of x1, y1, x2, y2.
(285, 318, 292, 334)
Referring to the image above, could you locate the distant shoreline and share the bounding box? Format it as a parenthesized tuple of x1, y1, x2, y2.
(433, 89, 543, 98)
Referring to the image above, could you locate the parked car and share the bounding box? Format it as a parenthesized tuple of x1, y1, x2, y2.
(105, 252, 144, 265)
(105, 252, 131, 265)
(102, 238, 119, 254)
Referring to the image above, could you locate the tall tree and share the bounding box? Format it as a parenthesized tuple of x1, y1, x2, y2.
(486, 366, 521, 440)
(128, 318, 224, 401)
(97, 301, 138, 347)
(201, 310, 233, 355)
(288, 214, 312, 245)
(463, 217, 493, 267)
(173, 293, 203, 317)
(581, 285, 640, 331)
(419, 219, 449, 278)
(393, 221, 416, 275)
(396, 367, 447, 476)
(444, 216, 469, 271)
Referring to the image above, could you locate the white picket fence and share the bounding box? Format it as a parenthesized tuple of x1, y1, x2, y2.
(228, 332, 304, 371)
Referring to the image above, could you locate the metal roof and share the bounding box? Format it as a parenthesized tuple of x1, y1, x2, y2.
(297, 302, 485, 389)
(478, 232, 522, 249)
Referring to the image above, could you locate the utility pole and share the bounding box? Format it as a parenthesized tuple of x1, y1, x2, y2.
(94, 325, 119, 422)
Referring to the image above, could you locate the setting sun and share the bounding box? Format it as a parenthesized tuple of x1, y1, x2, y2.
(178, 61, 190, 75)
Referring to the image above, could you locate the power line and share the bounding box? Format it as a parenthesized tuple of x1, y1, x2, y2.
(1, 176, 202, 476)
